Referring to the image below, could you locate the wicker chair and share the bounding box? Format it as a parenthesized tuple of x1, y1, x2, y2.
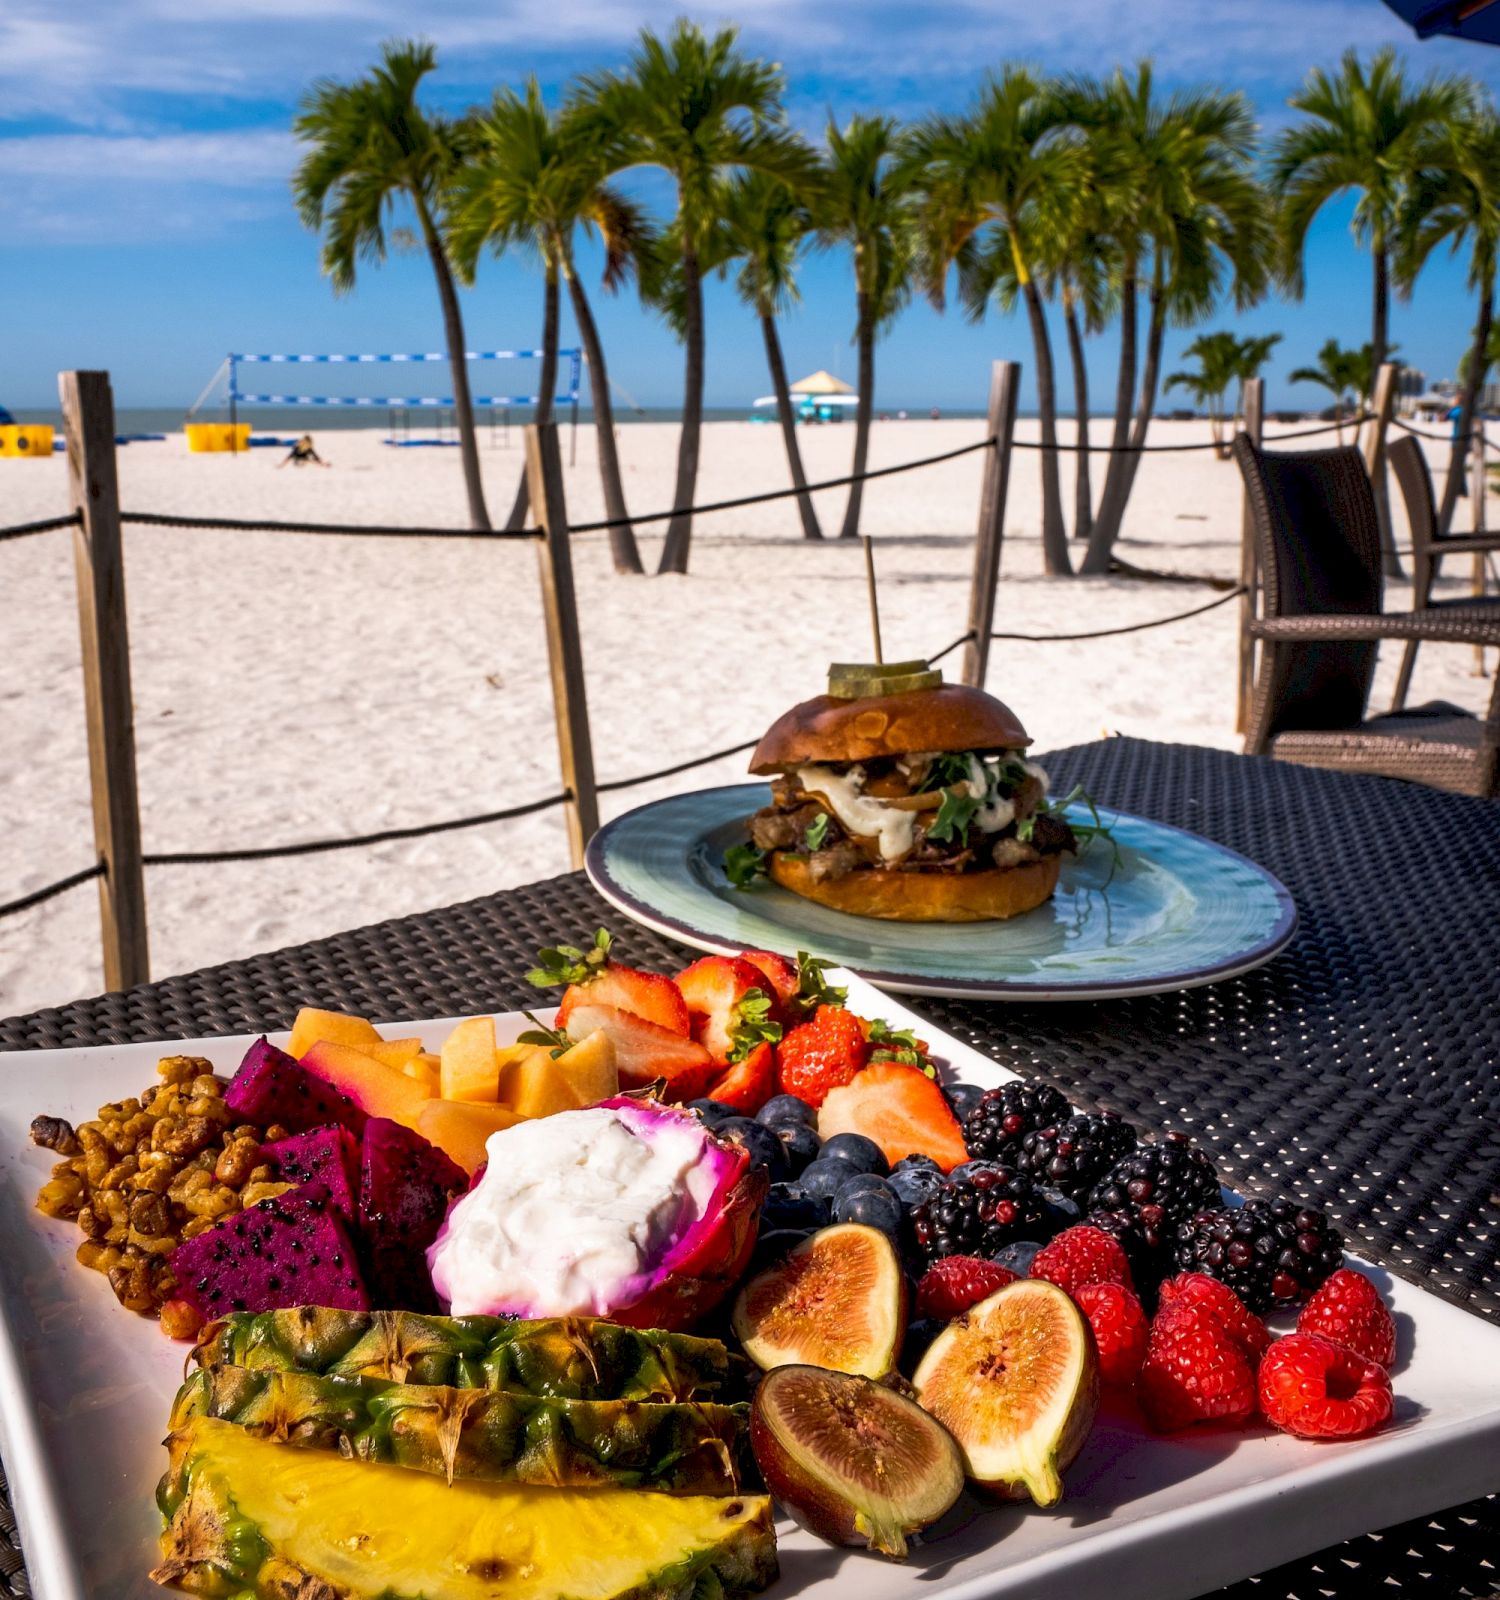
(1232, 436, 1500, 798)
(1387, 433, 1500, 711)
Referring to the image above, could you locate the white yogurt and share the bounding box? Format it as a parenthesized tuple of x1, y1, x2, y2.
(427, 1105, 720, 1317)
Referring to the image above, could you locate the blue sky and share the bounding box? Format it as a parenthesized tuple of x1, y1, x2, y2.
(5, 0, 1500, 415)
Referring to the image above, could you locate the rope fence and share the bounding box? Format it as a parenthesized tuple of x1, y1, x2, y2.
(1008, 415, 1373, 453)
(121, 511, 540, 542)
(0, 863, 106, 920)
(0, 511, 81, 542)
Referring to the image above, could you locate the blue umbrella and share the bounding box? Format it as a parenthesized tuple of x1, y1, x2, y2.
(1382, 0, 1500, 42)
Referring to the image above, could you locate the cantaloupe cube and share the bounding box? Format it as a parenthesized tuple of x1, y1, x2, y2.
(552, 1028, 618, 1108)
(362, 1037, 423, 1070)
(416, 1098, 524, 1174)
(496, 1030, 619, 1120)
(287, 1007, 382, 1060)
(440, 1017, 499, 1103)
(300, 1041, 431, 1132)
(401, 1052, 441, 1096)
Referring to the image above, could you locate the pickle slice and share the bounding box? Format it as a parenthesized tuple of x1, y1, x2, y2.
(826, 669, 943, 699)
(827, 659, 930, 679)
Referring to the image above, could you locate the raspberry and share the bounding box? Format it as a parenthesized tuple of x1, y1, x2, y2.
(1137, 1307, 1256, 1432)
(915, 1254, 1018, 1321)
(1158, 1272, 1270, 1359)
(1075, 1282, 1148, 1387)
(1029, 1225, 1134, 1297)
(775, 1006, 870, 1108)
(1296, 1269, 1396, 1368)
(1258, 1332, 1393, 1439)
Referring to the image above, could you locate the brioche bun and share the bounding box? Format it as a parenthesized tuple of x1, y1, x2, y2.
(767, 851, 1062, 922)
(750, 684, 1030, 774)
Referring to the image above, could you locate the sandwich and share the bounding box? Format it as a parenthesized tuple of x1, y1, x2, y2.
(733, 663, 1075, 922)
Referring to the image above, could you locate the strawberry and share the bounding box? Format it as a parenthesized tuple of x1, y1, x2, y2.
(1075, 1282, 1149, 1388)
(1258, 1332, 1393, 1439)
(864, 1017, 934, 1073)
(816, 1060, 969, 1172)
(740, 950, 799, 1007)
(677, 956, 783, 1064)
(1137, 1305, 1257, 1432)
(1030, 1225, 1134, 1297)
(563, 1003, 713, 1103)
(1158, 1272, 1271, 1360)
(916, 1255, 1018, 1321)
(529, 929, 691, 1036)
(704, 1041, 778, 1116)
(1296, 1269, 1397, 1368)
(777, 1005, 870, 1106)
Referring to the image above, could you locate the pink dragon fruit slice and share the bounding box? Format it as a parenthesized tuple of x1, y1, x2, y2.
(171, 1180, 369, 1319)
(224, 1037, 367, 1136)
(427, 1098, 766, 1331)
(358, 1118, 465, 1312)
(261, 1126, 360, 1221)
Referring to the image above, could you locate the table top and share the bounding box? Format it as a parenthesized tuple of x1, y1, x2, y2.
(3, 738, 1497, 1599)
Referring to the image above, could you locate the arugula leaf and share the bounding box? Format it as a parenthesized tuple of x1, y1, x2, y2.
(803, 812, 831, 852)
(724, 843, 769, 888)
(725, 987, 784, 1063)
(866, 1018, 935, 1077)
(794, 951, 847, 1014)
(1017, 784, 1121, 879)
(926, 784, 981, 844)
(917, 751, 977, 793)
(517, 1010, 571, 1058)
(526, 928, 612, 989)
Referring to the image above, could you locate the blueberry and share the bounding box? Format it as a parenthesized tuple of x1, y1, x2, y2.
(1039, 1187, 1082, 1238)
(818, 1133, 889, 1177)
(834, 1169, 890, 1200)
(950, 1161, 999, 1186)
(716, 1118, 788, 1182)
(832, 1178, 903, 1236)
(746, 1228, 813, 1278)
(892, 1154, 943, 1175)
(687, 1099, 738, 1127)
(889, 1163, 946, 1212)
(945, 1083, 987, 1121)
(773, 1122, 822, 1176)
(798, 1158, 862, 1203)
(992, 1240, 1044, 1275)
(757, 1094, 817, 1129)
(762, 1184, 831, 1233)
(900, 1317, 945, 1374)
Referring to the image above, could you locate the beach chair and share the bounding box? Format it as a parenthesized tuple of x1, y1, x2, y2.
(1387, 434, 1500, 711)
(1232, 436, 1500, 799)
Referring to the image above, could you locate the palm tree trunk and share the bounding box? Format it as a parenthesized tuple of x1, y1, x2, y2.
(417, 201, 490, 532)
(1091, 263, 1137, 552)
(1020, 277, 1071, 576)
(564, 260, 643, 574)
(761, 310, 822, 539)
(1370, 243, 1403, 579)
(658, 242, 704, 574)
(1064, 294, 1092, 545)
(839, 292, 877, 540)
(504, 263, 561, 531)
(1439, 273, 1493, 536)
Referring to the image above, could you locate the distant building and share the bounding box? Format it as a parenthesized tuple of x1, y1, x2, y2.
(1398, 367, 1426, 397)
(1483, 382, 1500, 412)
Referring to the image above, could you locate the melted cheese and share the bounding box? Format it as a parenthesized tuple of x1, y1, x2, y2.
(796, 763, 917, 862)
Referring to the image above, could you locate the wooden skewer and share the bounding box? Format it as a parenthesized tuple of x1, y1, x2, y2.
(863, 534, 884, 664)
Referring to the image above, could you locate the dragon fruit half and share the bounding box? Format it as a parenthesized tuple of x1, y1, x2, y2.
(427, 1098, 766, 1332)
(261, 1126, 360, 1221)
(224, 1037, 366, 1137)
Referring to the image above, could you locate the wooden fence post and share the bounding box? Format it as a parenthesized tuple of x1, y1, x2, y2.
(1235, 377, 1264, 735)
(960, 361, 1020, 688)
(526, 421, 599, 868)
(59, 370, 150, 991)
(1363, 362, 1402, 580)
(1473, 424, 1490, 678)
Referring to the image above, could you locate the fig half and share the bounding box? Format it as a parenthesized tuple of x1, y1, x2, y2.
(751, 1365, 965, 1559)
(912, 1277, 1098, 1506)
(731, 1223, 906, 1378)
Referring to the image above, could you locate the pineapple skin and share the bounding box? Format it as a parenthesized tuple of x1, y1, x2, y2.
(194, 1308, 739, 1401)
(153, 1418, 778, 1600)
(172, 1365, 753, 1496)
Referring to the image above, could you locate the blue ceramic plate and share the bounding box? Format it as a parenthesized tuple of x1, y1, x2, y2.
(586, 784, 1297, 999)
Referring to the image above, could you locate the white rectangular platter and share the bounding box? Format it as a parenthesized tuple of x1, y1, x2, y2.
(1, 972, 1498, 1600)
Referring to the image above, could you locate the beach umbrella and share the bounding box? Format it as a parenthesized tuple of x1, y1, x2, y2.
(1380, 0, 1500, 43)
(788, 369, 855, 394)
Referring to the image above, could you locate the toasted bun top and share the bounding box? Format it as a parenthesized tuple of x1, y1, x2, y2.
(749, 684, 1031, 773)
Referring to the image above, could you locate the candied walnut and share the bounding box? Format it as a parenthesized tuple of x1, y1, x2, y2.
(158, 1056, 210, 1086)
(30, 1115, 79, 1155)
(238, 1181, 291, 1209)
(158, 1299, 203, 1342)
(214, 1138, 261, 1187)
(153, 1116, 217, 1158)
(35, 1174, 84, 1219)
(108, 1258, 155, 1314)
(77, 1205, 107, 1240)
(76, 1240, 121, 1272)
(129, 1192, 169, 1236)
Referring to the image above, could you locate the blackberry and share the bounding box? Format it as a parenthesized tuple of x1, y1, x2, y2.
(963, 1082, 1072, 1162)
(1084, 1208, 1169, 1300)
(912, 1164, 1046, 1264)
(1085, 1133, 1221, 1251)
(1173, 1200, 1344, 1313)
(1017, 1113, 1137, 1202)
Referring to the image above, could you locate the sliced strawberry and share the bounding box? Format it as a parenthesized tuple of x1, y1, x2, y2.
(816, 1060, 969, 1173)
(677, 955, 778, 1063)
(704, 1041, 778, 1115)
(740, 950, 799, 1007)
(564, 1004, 713, 1103)
(557, 966, 690, 1036)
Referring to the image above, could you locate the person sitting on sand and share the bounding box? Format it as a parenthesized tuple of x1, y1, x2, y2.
(278, 434, 329, 468)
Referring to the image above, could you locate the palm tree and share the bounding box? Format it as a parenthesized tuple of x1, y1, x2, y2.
(721, 170, 824, 539)
(293, 40, 491, 531)
(1397, 104, 1500, 533)
(909, 69, 1082, 575)
(1228, 331, 1283, 432)
(1165, 331, 1244, 454)
(1289, 338, 1372, 442)
(572, 21, 816, 574)
(448, 80, 648, 572)
(1272, 48, 1472, 571)
(1051, 202, 1117, 543)
(818, 116, 916, 542)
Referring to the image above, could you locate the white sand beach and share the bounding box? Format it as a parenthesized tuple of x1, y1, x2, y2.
(0, 417, 1490, 1016)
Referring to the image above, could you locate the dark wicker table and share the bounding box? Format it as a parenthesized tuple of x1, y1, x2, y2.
(3, 739, 1497, 1598)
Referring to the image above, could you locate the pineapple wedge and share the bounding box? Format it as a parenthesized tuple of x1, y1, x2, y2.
(195, 1307, 741, 1400)
(153, 1417, 778, 1600)
(173, 1365, 752, 1495)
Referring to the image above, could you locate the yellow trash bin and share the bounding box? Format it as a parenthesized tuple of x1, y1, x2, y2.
(185, 423, 252, 453)
(0, 425, 55, 458)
